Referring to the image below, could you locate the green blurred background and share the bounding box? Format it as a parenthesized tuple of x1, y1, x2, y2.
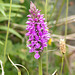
(0, 0, 75, 75)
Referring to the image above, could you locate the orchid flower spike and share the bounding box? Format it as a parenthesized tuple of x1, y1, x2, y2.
(26, 1, 50, 59)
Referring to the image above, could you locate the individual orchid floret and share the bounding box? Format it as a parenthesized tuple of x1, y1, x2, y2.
(26, 1, 50, 59)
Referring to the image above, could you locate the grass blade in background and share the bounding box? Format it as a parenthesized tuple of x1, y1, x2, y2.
(3, 0, 12, 68)
(8, 55, 21, 75)
(64, 0, 71, 75)
(0, 41, 4, 45)
(0, 26, 22, 39)
(8, 55, 29, 75)
(16, 64, 29, 75)
(45, 0, 49, 75)
(56, 0, 65, 25)
(49, 0, 58, 20)
(0, 5, 6, 17)
(0, 3, 25, 8)
(0, 60, 4, 75)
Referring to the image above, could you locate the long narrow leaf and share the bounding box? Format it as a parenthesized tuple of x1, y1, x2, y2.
(0, 60, 4, 75)
(0, 13, 22, 22)
(8, 55, 21, 75)
(0, 41, 4, 45)
(0, 3, 25, 8)
(8, 55, 29, 75)
(0, 26, 22, 39)
(0, 5, 6, 16)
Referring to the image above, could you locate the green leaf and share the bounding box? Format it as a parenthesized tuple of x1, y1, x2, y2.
(0, 4, 6, 16)
(0, 41, 4, 45)
(0, 13, 22, 22)
(0, 26, 22, 39)
(0, 3, 25, 8)
(0, 0, 3, 3)
(6, 7, 25, 12)
(8, 55, 21, 75)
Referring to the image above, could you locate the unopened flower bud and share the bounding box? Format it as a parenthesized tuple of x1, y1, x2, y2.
(59, 39, 66, 54)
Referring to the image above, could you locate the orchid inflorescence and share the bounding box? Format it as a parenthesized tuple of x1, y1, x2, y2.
(26, 1, 50, 59)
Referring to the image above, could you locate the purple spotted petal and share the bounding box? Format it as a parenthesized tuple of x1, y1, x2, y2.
(29, 48, 34, 53)
(34, 53, 40, 59)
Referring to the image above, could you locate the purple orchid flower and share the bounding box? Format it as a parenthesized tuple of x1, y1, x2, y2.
(26, 1, 50, 59)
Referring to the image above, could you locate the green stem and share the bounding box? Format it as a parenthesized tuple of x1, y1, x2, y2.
(60, 1, 69, 75)
(18, 70, 21, 75)
(56, 0, 65, 25)
(38, 53, 42, 75)
(45, 0, 48, 75)
(3, 0, 12, 68)
(65, 0, 69, 72)
(65, 0, 68, 41)
(45, 0, 47, 22)
(50, 0, 58, 19)
(46, 47, 48, 75)
(64, 0, 70, 74)
(60, 54, 64, 75)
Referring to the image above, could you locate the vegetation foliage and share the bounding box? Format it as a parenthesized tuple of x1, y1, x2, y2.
(0, 0, 75, 75)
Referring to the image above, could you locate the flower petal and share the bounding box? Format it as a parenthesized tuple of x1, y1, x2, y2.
(34, 53, 40, 59)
